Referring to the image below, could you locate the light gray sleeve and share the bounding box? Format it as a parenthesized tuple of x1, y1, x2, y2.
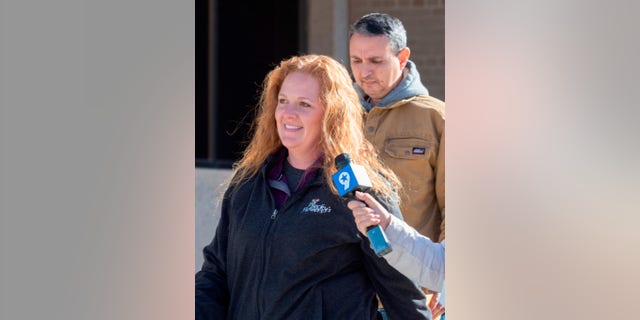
(383, 216, 445, 292)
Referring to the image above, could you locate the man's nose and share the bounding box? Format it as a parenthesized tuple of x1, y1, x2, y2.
(360, 64, 373, 77)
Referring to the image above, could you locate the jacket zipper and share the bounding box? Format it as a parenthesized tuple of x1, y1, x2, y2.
(257, 212, 274, 318)
(257, 207, 278, 317)
(256, 182, 318, 316)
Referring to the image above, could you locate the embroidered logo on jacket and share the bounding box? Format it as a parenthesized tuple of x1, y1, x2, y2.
(302, 199, 332, 214)
(412, 147, 426, 154)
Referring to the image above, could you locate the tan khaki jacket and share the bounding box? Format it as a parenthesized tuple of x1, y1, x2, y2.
(364, 95, 445, 241)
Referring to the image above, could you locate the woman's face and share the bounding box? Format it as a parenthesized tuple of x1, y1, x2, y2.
(275, 71, 325, 164)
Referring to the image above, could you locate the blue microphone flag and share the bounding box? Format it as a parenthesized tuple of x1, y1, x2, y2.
(332, 153, 392, 257)
(332, 162, 372, 197)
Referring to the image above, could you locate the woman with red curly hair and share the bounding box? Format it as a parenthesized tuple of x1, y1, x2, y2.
(196, 54, 430, 319)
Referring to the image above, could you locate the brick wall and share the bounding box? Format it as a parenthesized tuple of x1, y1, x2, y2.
(348, 0, 445, 101)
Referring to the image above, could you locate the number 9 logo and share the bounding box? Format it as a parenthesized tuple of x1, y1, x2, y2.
(338, 172, 350, 191)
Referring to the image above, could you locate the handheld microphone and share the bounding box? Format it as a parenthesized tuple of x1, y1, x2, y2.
(332, 153, 392, 257)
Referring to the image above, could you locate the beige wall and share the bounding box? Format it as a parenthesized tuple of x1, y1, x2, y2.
(307, 0, 349, 64)
(195, 168, 232, 271)
(307, 0, 445, 101)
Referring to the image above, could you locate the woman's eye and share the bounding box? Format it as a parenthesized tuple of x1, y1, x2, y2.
(278, 98, 287, 104)
(300, 102, 311, 108)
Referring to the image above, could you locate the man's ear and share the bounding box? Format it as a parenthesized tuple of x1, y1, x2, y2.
(398, 47, 411, 69)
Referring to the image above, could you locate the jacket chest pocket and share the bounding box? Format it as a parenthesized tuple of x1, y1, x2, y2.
(384, 137, 433, 160)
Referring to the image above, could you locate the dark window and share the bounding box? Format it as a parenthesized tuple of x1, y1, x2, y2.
(196, 0, 306, 168)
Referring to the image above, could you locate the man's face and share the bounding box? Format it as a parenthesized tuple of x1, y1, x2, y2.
(349, 33, 408, 103)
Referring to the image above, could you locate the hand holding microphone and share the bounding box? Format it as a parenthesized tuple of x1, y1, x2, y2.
(347, 191, 392, 236)
(332, 153, 392, 257)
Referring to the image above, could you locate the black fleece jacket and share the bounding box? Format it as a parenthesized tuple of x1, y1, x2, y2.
(195, 152, 430, 319)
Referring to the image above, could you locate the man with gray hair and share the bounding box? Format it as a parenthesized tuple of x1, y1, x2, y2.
(348, 12, 446, 319)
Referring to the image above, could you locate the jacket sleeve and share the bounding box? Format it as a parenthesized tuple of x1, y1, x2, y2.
(383, 217, 445, 292)
(195, 187, 233, 320)
(360, 196, 432, 320)
(436, 127, 445, 242)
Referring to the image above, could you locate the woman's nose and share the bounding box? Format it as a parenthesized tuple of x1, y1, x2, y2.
(280, 103, 297, 116)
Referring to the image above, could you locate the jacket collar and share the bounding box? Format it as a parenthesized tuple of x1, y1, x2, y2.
(265, 147, 324, 208)
(266, 148, 324, 189)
